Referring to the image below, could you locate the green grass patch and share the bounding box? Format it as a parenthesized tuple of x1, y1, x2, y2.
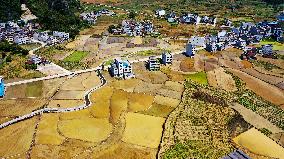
(25, 81, 43, 97)
(104, 59, 114, 66)
(19, 43, 41, 51)
(63, 51, 89, 62)
(185, 72, 208, 85)
(258, 40, 284, 51)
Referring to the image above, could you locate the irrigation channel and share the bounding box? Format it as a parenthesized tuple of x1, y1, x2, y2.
(0, 70, 106, 129)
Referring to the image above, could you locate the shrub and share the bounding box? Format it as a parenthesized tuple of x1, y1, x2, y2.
(260, 128, 272, 136)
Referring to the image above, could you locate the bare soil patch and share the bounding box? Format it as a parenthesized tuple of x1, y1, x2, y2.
(157, 88, 183, 99)
(47, 100, 84, 108)
(134, 81, 163, 95)
(163, 81, 184, 92)
(30, 144, 86, 159)
(53, 90, 86, 100)
(229, 68, 284, 107)
(242, 68, 283, 85)
(180, 58, 195, 72)
(110, 78, 141, 93)
(0, 99, 45, 117)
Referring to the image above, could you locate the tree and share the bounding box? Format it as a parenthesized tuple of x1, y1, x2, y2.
(0, 0, 22, 22)
(128, 11, 137, 19)
(108, 25, 116, 33)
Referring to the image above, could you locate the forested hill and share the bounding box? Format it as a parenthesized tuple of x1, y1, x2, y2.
(0, 0, 87, 38)
(26, 0, 87, 38)
(0, 0, 22, 22)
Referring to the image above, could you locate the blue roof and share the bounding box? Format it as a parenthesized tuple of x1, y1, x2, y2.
(277, 13, 284, 21)
(122, 62, 129, 67)
(222, 149, 251, 159)
(0, 79, 4, 97)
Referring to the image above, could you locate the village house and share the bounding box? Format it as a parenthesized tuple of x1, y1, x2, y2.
(98, 9, 115, 16)
(147, 56, 160, 71)
(223, 18, 232, 27)
(162, 52, 173, 65)
(0, 19, 68, 46)
(156, 9, 166, 17)
(110, 58, 134, 79)
(236, 39, 247, 49)
(167, 12, 178, 23)
(121, 20, 155, 36)
(217, 30, 228, 42)
(185, 43, 196, 57)
(216, 43, 225, 51)
(180, 13, 198, 24)
(261, 44, 273, 55)
(13, 35, 31, 44)
(0, 76, 4, 98)
(190, 36, 206, 47)
(80, 11, 98, 24)
(199, 16, 217, 26)
(206, 42, 218, 52)
(53, 31, 69, 40)
(205, 35, 218, 44)
(241, 46, 257, 60)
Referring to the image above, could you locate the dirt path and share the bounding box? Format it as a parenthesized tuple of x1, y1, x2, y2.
(230, 103, 283, 134)
(228, 68, 284, 108)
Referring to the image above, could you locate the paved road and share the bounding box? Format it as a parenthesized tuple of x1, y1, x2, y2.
(0, 70, 106, 129)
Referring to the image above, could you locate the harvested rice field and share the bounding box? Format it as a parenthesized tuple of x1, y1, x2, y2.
(234, 128, 284, 158)
(122, 112, 165, 148)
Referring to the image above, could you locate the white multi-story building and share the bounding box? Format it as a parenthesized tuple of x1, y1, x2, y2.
(148, 56, 160, 71)
(110, 58, 134, 79)
(162, 52, 173, 65)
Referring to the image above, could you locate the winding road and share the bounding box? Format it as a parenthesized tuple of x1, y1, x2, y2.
(0, 70, 106, 129)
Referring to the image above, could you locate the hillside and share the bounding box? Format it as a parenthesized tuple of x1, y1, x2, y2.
(82, 0, 283, 21)
(0, 0, 88, 38)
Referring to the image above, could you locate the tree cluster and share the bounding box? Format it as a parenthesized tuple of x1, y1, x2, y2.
(26, 0, 88, 38)
(0, 0, 22, 22)
(0, 41, 29, 58)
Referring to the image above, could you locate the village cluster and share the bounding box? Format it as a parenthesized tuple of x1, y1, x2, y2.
(187, 20, 283, 59)
(155, 9, 217, 26)
(0, 20, 70, 46)
(109, 20, 158, 37)
(80, 9, 115, 24)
